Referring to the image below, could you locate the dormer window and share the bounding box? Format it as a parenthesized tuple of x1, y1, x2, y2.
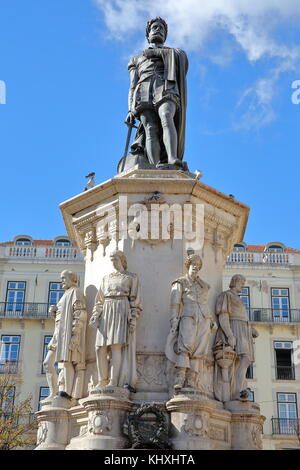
(55, 239, 70, 247)
(233, 243, 246, 252)
(268, 245, 283, 253)
(15, 238, 32, 246)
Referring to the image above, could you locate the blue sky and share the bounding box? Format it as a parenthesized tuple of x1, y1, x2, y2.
(0, 0, 300, 247)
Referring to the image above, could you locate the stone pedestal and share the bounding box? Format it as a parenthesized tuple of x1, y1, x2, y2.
(166, 390, 231, 450)
(60, 169, 249, 403)
(226, 400, 266, 450)
(35, 396, 72, 450)
(66, 387, 133, 450)
(51, 169, 264, 450)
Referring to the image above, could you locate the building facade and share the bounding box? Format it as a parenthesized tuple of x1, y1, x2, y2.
(1, 235, 300, 449)
(0, 235, 84, 415)
(225, 241, 300, 450)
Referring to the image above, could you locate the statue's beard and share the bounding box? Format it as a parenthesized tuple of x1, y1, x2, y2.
(149, 34, 164, 44)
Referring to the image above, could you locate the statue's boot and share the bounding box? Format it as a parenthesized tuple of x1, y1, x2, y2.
(174, 367, 186, 390)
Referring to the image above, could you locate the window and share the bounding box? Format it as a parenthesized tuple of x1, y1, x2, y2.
(15, 238, 31, 246)
(55, 239, 70, 247)
(5, 282, 26, 314)
(48, 282, 64, 306)
(233, 244, 246, 252)
(268, 245, 283, 253)
(248, 389, 255, 402)
(239, 287, 250, 317)
(246, 364, 254, 379)
(41, 336, 52, 374)
(1, 387, 15, 415)
(271, 288, 290, 322)
(38, 387, 49, 410)
(277, 393, 298, 434)
(0, 336, 21, 373)
(274, 342, 295, 380)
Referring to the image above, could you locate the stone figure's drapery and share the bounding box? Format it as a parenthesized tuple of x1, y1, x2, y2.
(56, 286, 87, 367)
(93, 271, 142, 387)
(165, 275, 212, 368)
(213, 284, 257, 402)
(215, 290, 254, 361)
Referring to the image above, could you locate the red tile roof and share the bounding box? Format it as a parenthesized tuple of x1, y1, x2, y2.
(247, 244, 300, 253)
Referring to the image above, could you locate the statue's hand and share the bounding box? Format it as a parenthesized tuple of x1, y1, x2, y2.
(252, 326, 259, 338)
(89, 312, 100, 328)
(125, 111, 136, 126)
(170, 319, 178, 335)
(48, 305, 57, 317)
(227, 334, 236, 349)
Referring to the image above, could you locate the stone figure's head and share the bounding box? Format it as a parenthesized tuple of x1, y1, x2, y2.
(110, 250, 128, 271)
(146, 17, 168, 44)
(61, 270, 77, 290)
(185, 254, 202, 278)
(229, 274, 246, 293)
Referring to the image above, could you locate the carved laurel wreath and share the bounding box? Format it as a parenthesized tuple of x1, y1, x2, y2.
(126, 403, 170, 449)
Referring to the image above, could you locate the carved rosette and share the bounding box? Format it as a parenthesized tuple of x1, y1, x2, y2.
(88, 410, 112, 435)
(183, 411, 210, 438)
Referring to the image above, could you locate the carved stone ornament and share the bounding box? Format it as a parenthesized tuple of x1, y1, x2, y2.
(251, 424, 263, 450)
(183, 412, 209, 438)
(124, 403, 171, 449)
(37, 421, 48, 446)
(136, 354, 166, 388)
(88, 410, 112, 435)
(84, 228, 97, 261)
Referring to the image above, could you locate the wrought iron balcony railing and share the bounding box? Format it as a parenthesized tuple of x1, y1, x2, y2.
(248, 308, 300, 324)
(272, 418, 300, 435)
(0, 302, 52, 319)
(275, 365, 295, 380)
(0, 362, 19, 374)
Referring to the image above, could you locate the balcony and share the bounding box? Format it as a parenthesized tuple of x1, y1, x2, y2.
(0, 362, 19, 374)
(275, 365, 295, 380)
(272, 418, 300, 435)
(227, 252, 290, 265)
(0, 413, 36, 426)
(249, 308, 300, 324)
(0, 303, 51, 319)
(0, 245, 83, 262)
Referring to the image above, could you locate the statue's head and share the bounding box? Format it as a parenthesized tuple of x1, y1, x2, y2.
(146, 17, 168, 44)
(185, 254, 202, 276)
(110, 250, 128, 271)
(61, 270, 77, 290)
(229, 274, 246, 292)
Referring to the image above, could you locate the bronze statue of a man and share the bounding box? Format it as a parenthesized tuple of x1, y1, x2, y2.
(126, 18, 188, 168)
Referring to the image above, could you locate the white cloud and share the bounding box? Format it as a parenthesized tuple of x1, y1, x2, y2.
(94, 0, 300, 129)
